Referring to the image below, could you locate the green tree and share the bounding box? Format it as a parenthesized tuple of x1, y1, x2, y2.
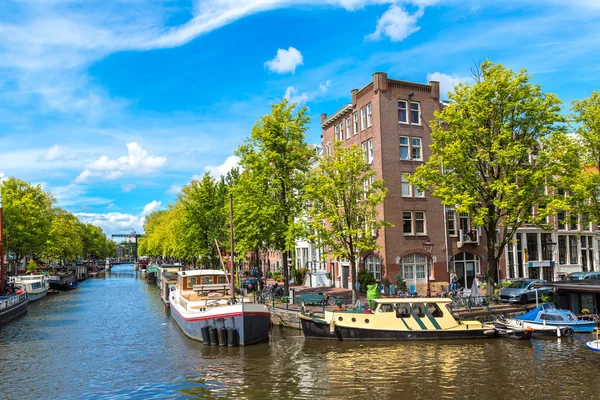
(43, 208, 83, 263)
(411, 61, 579, 295)
(305, 141, 390, 304)
(234, 99, 312, 293)
(571, 92, 600, 223)
(1, 177, 55, 263)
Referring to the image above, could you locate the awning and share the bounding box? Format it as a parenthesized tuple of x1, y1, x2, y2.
(528, 261, 555, 268)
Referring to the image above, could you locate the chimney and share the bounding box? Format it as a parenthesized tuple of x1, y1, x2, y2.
(430, 81, 440, 100)
(351, 89, 358, 106)
(373, 72, 388, 93)
(320, 113, 327, 123)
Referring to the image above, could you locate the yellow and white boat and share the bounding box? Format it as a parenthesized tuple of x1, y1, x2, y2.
(299, 298, 497, 341)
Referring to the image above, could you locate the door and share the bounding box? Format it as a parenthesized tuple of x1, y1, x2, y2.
(341, 265, 349, 289)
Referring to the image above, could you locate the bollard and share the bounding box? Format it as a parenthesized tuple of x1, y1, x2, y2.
(227, 328, 239, 347)
(208, 327, 218, 345)
(201, 326, 210, 344)
(217, 327, 228, 346)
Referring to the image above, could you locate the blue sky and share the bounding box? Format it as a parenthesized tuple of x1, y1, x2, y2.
(0, 0, 599, 235)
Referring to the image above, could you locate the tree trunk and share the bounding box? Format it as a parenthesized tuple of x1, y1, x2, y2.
(350, 256, 357, 305)
(282, 250, 289, 295)
(486, 243, 496, 298)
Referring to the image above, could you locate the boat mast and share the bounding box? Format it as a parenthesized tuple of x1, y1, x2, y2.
(229, 194, 235, 302)
(0, 179, 4, 293)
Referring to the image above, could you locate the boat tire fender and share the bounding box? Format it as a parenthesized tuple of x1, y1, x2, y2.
(561, 327, 574, 338)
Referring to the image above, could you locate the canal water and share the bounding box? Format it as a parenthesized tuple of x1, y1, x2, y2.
(1, 264, 599, 399)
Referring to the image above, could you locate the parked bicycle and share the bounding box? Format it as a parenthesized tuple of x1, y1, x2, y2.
(257, 283, 285, 303)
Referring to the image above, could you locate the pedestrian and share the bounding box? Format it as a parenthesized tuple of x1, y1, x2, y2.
(449, 271, 458, 294)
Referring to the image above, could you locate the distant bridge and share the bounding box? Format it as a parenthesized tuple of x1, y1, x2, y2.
(112, 231, 144, 261)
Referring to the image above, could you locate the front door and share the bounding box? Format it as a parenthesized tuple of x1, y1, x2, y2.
(341, 265, 349, 289)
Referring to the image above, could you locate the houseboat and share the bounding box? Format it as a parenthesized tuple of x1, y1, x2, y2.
(299, 298, 497, 341)
(169, 269, 270, 346)
(146, 265, 159, 284)
(74, 263, 88, 282)
(48, 269, 78, 291)
(0, 283, 28, 324)
(14, 275, 49, 302)
(158, 264, 183, 305)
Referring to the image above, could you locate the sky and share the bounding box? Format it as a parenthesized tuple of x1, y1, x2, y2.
(0, 0, 599, 236)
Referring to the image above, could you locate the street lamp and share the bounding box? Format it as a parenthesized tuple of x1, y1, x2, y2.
(423, 240, 434, 297)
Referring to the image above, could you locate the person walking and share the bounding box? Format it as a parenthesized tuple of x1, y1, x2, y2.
(449, 271, 458, 294)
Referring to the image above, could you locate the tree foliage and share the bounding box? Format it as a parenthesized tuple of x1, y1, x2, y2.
(305, 141, 390, 304)
(411, 61, 580, 294)
(234, 99, 312, 292)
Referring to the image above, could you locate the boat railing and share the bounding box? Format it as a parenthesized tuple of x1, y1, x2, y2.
(0, 293, 27, 310)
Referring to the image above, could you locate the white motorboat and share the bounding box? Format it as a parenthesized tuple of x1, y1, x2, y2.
(14, 275, 50, 302)
(494, 316, 575, 337)
(170, 269, 270, 346)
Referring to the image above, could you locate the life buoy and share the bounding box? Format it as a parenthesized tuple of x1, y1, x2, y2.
(16, 289, 24, 295)
(332, 307, 346, 312)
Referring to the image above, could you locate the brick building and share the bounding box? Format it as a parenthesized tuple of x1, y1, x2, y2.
(321, 72, 600, 292)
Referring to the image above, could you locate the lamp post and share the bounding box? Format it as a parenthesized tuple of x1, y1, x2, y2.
(423, 240, 434, 297)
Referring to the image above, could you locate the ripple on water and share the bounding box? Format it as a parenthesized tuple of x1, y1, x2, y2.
(1, 266, 600, 399)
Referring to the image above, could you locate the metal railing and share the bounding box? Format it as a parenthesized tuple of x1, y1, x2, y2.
(449, 295, 492, 312)
(0, 293, 27, 310)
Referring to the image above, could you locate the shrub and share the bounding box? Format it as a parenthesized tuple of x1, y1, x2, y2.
(267, 272, 273, 279)
(502, 281, 511, 288)
(272, 272, 281, 282)
(357, 269, 376, 292)
(395, 274, 407, 291)
(26, 260, 38, 275)
(294, 268, 309, 286)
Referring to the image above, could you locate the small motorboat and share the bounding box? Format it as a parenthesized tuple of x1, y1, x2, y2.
(493, 315, 574, 338)
(515, 303, 596, 333)
(585, 328, 600, 352)
(491, 323, 532, 340)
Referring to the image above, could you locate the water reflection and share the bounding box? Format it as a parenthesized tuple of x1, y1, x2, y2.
(0, 264, 599, 399)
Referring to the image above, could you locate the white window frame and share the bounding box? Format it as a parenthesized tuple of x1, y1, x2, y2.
(415, 211, 426, 235)
(346, 117, 351, 140)
(401, 253, 427, 282)
(367, 138, 373, 164)
(361, 141, 367, 162)
(401, 174, 412, 197)
(339, 122, 344, 141)
(353, 112, 358, 135)
(365, 255, 381, 281)
(400, 136, 410, 160)
(366, 103, 373, 128)
(334, 124, 339, 141)
(361, 107, 367, 131)
(447, 210, 457, 236)
(403, 211, 414, 235)
(411, 137, 422, 161)
(410, 101, 421, 125)
(398, 100, 408, 124)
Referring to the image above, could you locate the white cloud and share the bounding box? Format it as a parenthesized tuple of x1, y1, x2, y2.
(122, 184, 136, 193)
(167, 184, 182, 195)
(75, 199, 161, 235)
(264, 47, 304, 74)
(426, 71, 470, 99)
(204, 155, 240, 179)
(366, 5, 425, 42)
(141, 200, 161, 216)
(38, 144, 76, 161)
(74, 142, 167, 184)
(284, 80, 331, 104)
(50, 183, 113, 208)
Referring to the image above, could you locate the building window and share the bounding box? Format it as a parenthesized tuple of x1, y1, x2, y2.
(353, 112, 358, 135)
(401, 174, 411, 197)
(410, 102, 420, 125)
(403, 212, 413, 235)
(447, 210, 456, 236)
(411, 137, 422, 161)
(569, 213, 578, 231)
(569, 236, 578, 264)
(558, 235, 567, 265)
(453, 252, 481, 289)
(339, 122, 344, 141)
(459, 212, 471, 233)
(367, 138, 373, 164)
(361, 107, 367, 130)
(582, 213, 590, 231)
(365, 255, 381, 281)
(334, 124, 339, 141)
(541, 233, 553, 260)
(398, 100, 408, 124)
(557, 211, 566, 230)
(400, 136, 410, 160)
(346, 117, 351, 140)
(401, 253, 427, 282)
(415, 211, 426, 235)
(414, 183, 424, 198)
(526, 233, 539, 262)
(366, 103, 372, 128)
(361, 141, 367, 162)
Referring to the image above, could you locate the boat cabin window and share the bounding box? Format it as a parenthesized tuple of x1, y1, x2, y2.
(538, 313, 565, 322)
(411, 303, 426, 318)
(378, 304, 394, 313)
(565, 314, 575, 322)
(200, 276, 213, 285)
(395, 305, 410, 318)
(426, 303, 444, 318)
(186, 277, 197, 289)
(217, 276, 227, 284)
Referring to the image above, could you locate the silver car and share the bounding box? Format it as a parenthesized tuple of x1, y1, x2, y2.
(499, 279, 552, 304)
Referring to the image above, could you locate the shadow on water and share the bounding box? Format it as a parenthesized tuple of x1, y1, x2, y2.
(1, 263, 600, 399)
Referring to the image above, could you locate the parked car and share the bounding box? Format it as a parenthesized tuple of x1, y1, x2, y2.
(566, 271, 600, 281)
(499, 279, 552, 304)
